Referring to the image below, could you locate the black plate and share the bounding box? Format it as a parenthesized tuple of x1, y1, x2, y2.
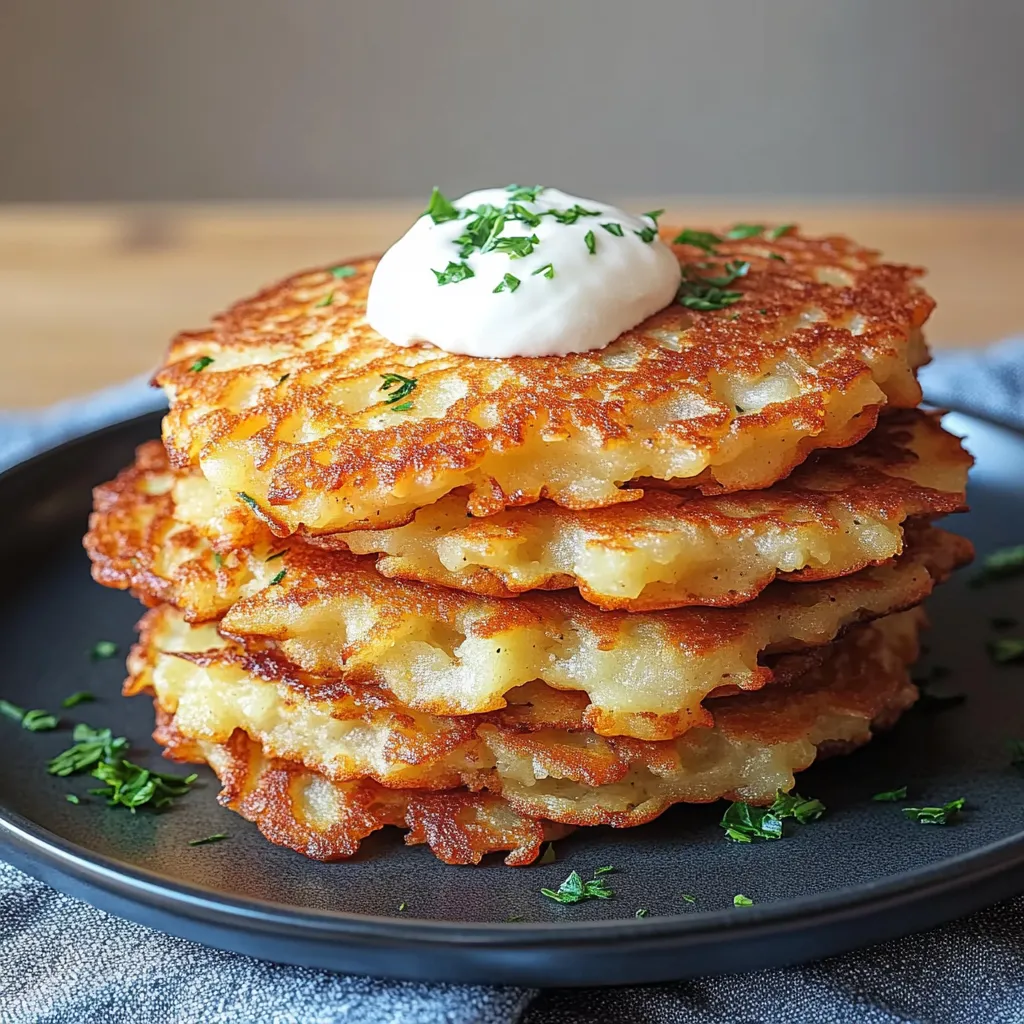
(1, 410, 1023, 987)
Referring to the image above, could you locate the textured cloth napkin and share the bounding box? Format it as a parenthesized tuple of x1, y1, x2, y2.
(2, 341, 1024, 1024)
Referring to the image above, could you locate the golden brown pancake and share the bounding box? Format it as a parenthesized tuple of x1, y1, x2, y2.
(156, 720, 571, 866)
(171, 525, 969, 740)
(154, 228, 932, 536)
(86, 410, 968, 618)
(90, 458, 967, 739)
(144, 608, 922, 862)
(325, 410, 970, 609)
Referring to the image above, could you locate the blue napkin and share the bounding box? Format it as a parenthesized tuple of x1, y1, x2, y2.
(2, 342, 1023, 1024)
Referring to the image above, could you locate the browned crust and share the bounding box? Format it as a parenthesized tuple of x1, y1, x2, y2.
(322, 408, 972, 608)
(85, 410, 970, 616)
(148, 600, 920, 859)
(138, 603, 923, 842)
(154, 227, 933, 532)
(154, 720, 571, 866)
(493, 615, 924, 828)
(111, 519, 968, 740)
(217, 525, 968, 733)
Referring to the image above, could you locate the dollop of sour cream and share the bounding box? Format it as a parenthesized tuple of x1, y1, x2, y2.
(366, 186, 680, 358)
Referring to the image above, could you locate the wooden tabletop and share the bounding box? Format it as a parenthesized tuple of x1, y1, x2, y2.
(1, 202, 1021, 409)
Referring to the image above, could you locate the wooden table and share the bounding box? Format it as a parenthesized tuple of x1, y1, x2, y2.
(1, 202, 1021, 409)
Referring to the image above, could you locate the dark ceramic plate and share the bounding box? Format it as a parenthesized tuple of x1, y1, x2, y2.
(0, 410, 1023, 986)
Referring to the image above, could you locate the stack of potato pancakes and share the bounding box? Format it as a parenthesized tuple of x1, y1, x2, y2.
(85, 226, 973, 866)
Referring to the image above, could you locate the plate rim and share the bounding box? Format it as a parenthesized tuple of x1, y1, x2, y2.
(2, 406, 1023, 985)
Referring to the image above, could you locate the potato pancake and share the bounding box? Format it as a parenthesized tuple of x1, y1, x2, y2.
(155, 229, 932, 535)
(156, 720, 571, 866)
(143, 608, 922, 861)
(86, 410, 967, 624)
(325, 410, 969, 609)
(90, 461, 966, 740)
(176, 525, 968, 739)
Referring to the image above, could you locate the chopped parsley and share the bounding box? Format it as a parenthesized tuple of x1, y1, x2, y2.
(22, 710, 58, 732)
(677, 259, 749, 311)
(549, 204, 600, 225)
(990, 638, 1024, 664)
(720, 790, 824, 842)
(541, 868, 614, 905)
(379, 372, 417, 407)
(634, 908, 649, 918)
(314, 291, 334, 307)
(445, 191, 585, 265)
(872, 786, 908, 802)
(489, 235, 539, 259)
(725, 224, 765, 239)
(66, 794, 80, 805)
(237, 492, 259, 512)
(213, 552, 224, 569)
(418, 187, 649, 287)
(433, 261, 475, 286)
(772, 791, 826, 823)
(902, 798, 965, 825)
(766, 223, 795, 240)
(50, 724, 199, 812)
(721, 802, 782, 843)
(398, 901, 408, 912)
(454, 208, 504, 257)
(538, 842, 557, 865)
(330, 265, 357, 278)
(0, 700, 58, 732)
(462, 210, 507, 255)
(672, 228, 721, 253)
(189, 356, 215, 373)
(733, 894, 754, 907)
(277, 373, 290, 385)
(493, 273, 521, 294)
(48, 724, 128, 777)
(973, 544, 1024, 585)
(505, 184, 544, 203)
(89, 759, 198, 812)
(188, 833, 229, 846)
(90, 640, 119, 661)
(505, 203, 542, 228)
(265, 550, 287, 562)
(423, 187, 460, 224)
(704, 260, 751, 288)
(681, 894, 696, 904)
(1, 700, 27, 723)
(593, 865, 615, 875)
(61, 691, 95, 709)
(268, 569, 287, 586)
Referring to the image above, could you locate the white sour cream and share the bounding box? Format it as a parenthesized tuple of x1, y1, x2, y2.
(366, 186, 680, 358)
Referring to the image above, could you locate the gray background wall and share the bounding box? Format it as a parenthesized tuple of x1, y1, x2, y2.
(2, 0, 1022, 201)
